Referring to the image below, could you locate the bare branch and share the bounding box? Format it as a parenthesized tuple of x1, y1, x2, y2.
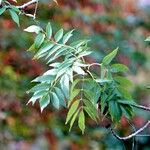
(131, 103, 150, 111)
(110, 120, 150, 140)
(16, 0, 39, 9)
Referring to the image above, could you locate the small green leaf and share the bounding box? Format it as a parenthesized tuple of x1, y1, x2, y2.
(0, 7, 6, 15)
(63, 30, 74, 44)
(40, 94, 50, 112)
(34, 33, 45, 49)
(24, 25, 42, 34)
(46, 22, 52, 39)
(110, 64, 129, 73)
(65, 100, 80, 124)
(27, 83, 50, 93)
(9, 9, 20, 26)
(27, 91, 47, 105)
(55, 87, 66, 107)
(51, 92, 60, 109)
(108, 101, 122, 122)
(69, 109, 79, 132)
(32, 75, 55, 83)
(118, 86, 132, 100)
(35, 42, 54, 57)
(115, 76, 133, 87)
(54, 28, 63, 42)
(102, 47, 118, 65)
(78, 110, 85, 134)
(60, 74, 70, 100)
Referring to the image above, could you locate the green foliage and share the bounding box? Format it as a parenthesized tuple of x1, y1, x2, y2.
(25, 22, 136, 133)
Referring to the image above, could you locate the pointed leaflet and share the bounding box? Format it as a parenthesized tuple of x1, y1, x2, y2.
(69, 109, 80, 132)
(65, 100, 80, 124)
(78, 110, 85, 134)
(102, 47, 118, 65)
(40, 94, 50, 112)
(34, 33, 45, 49)
(32, 75, 55, 83)
(9, 9, 19, 26)
(27, 83, 50, 93)
(84, 107, 97, 122)
(51, 92, 60, 109)
(114, 76, 133, 87)
(46, 22, 52, 39)
(35, 42, 54, 57)
(60, 74, 70, 100)
(24, 25, 42, 34)
(54, 87, 66, 107)
(27, 91, 47, 105)
(0, 7, 6, 15)
(63, 30, 74, 44)
(110, 64, 129, 73)
(54, 29, 63, 42)
(108, 101, 122, 122)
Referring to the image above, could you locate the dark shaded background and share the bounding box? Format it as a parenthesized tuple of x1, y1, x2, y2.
(0, 0, 150, 149)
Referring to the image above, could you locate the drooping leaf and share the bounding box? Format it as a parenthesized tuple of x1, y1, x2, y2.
(27, 91, 47, 105)
(102, 47, 118, 65)
(69, 109, 80, 132)
(108, 101, 122, 122)
(78, 110, 85, 134)
(55, 87, 66, 107)
(0, 7, 6, 15)
(51, 92, 60, 109)
(40, 94, 50, 112)
(9, 9, 20, 26)
(65, 100, 80, 124)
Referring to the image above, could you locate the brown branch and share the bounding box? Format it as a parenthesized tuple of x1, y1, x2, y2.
(16, 0, 39, 9)
(110, 120, 150, 140)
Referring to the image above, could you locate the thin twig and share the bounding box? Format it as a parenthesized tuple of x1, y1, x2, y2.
(16, 0, 39, 9)
(130, 103, 150, 111)
(110, 120, 150, 140)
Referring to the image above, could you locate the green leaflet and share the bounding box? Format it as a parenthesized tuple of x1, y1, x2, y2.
(51, 92, 60, 109)
(78, 110, 85, 134)
(65, 100, 80, 124)
(0, 7, 6, 15)
(54, 87, 66, 107)
(9, 9, 20, 26)
(28, 91, 47, 105)
(69, 109, 80, 132)
(108, 101, 122, 122)
(34, 33, 45, 49)
(32, 75, 55, 83)
(35, 42, 54, 58)
(40, 94, 50, 112)
(110, 64, 129, 73)
(46, 22, 52, 39)
(27, 83, 50, 93)
(114, 76, 133, 87)
(54, 28, 63, 42)
(102, 47, 118, 65)
(63, 30, 74, 44)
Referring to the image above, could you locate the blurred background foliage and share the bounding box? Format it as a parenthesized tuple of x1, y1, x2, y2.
(0, 0, 150, 149)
